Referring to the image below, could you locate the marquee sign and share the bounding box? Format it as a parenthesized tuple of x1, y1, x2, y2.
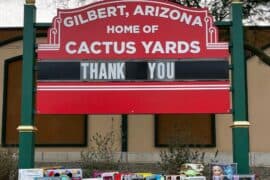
(36, 0, 230, 114)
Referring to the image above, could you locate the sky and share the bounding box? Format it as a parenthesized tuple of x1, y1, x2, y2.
(0, 0, 99, 27)
(0, 0, 269, 27)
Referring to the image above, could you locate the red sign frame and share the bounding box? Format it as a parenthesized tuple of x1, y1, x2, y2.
(37, 0, 230, 114)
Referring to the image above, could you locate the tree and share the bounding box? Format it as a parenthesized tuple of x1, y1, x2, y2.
(169, 0, 270, 21)
(170, 0, 270, 65)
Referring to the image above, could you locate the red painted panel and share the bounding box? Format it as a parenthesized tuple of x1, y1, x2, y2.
(36, 81, 230, 114)
(36, 0, 230, 114)
(37, 0, 229, 60)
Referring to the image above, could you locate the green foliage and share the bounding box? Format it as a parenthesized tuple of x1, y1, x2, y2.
(0, 149, 18, 180)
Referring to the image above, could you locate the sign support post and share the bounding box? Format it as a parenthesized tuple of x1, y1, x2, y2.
(231, 0, 250, 173)
(18, 0, 37, 168)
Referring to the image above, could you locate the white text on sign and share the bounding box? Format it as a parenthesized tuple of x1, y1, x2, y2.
(106, 25, 159, 34)
(80, 62, 175, 81)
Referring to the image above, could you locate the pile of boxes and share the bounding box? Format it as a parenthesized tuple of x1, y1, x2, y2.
(19, 168, 82, 180)
(18, 163, 256, 180)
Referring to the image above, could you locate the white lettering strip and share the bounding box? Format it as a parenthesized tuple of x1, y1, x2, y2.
(37, 84, 230, 91)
